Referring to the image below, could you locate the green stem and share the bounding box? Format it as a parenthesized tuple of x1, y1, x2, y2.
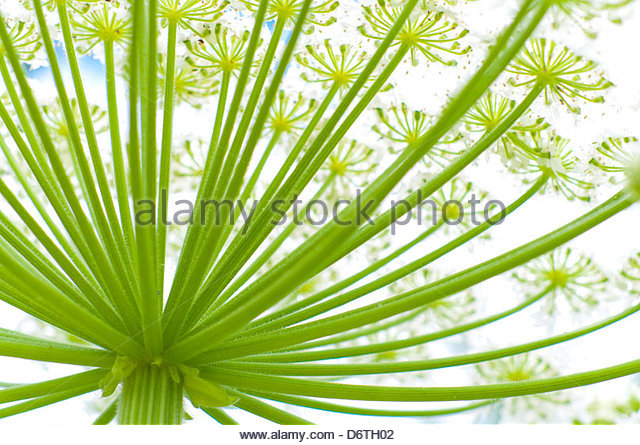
(218, 300, 640, 375)
(119, 365, 184, 425)
(203, 357, 640, 402)
(199, 3, 550, 342)
(54, 1, 140, 303)
(0, 328, 115, 368)
(0, 6, 142, 335)
(0, 369, 107, 405)
(182, 190, 635, 363)
(202, 407, 239, 425)
(246, 289, 549, 363)
(0, 245, 143, 356)
(0, 384, 101, 420)
(134, 0, 163, 357)
(277, 310, 425, 354)
(169, 16, 291, 328)
(183, 46, 411, 341)
(229, 390, 313, 425)
(157, 20, 179, 290)
(162, 0, 270, 345)
(239, 175, 547, 337)
(244, 391, 493, 418)
(236, 221, 444, 336)
(104, 40, 137, 270)
(203, 87, 340, 311)
(212, 174, 334, 310)
(189, 0, 546, 331)
(94, 399, 119, 425)
(0, 178, 124, 329)
(0, 59, 83, 263)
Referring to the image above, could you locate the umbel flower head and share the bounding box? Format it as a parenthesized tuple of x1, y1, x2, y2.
(507, 131, 594, 201)
(322, 139, 376, 199)
(477, 354, 567, 420)
(360, 0, 470, 66)
(159, 56, 218, 106)
(267, 90, 316, 136)
(463, 91, 548, 135)
(0, 19, 41, 60)
(71, 1, 131, 52)
(296, 40, 368, 91)
(429, 177, 489, 230)
(374, 103, 460, 167)
(42, 98, 108, 144)
(239, 0, 338, 25)
(159, 0, 227, 33)
(507, 38, 612, 113)
(390, 269, 476, 328)
(549, 0, 634, 38)
(589, 136, 640, 196)
(513, 247, 608, 314)
(186, 24, 251, 76)
(626, 157, 640, 200)
(576, 391, 640, 425)
(463, 91, 548, 166)
(620, 252, 640, 296)
(171, 138, 207, 186)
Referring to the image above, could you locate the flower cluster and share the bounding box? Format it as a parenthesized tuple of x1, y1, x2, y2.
(477, 354, 568, 421)
(513, 248, 608, 314)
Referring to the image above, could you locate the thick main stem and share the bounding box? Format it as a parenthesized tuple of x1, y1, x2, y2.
(119, 365, 184, 425)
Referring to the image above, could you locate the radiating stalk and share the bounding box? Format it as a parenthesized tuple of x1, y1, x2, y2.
(133, 0, 164, 357)
(162, 1, 270, 339)
(93, 400, 119, 425)
(105, 40, 137, 269)
(234, 175, 548, 337)
(157, 20, 179, 290)
(238, 220, 444, 334)
(213, 175, 335, 308)
(57, 2, 137, 285)
(255, 289, 549, 362)
(193, 190, 634, 363)
(244, 390, 493, 418)
(203, 356, 640, 402)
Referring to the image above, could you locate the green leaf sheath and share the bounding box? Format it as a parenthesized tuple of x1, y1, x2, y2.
(119, 365, 184, 425)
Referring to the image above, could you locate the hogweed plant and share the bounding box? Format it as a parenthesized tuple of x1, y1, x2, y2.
(0, 0, 639, 426)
